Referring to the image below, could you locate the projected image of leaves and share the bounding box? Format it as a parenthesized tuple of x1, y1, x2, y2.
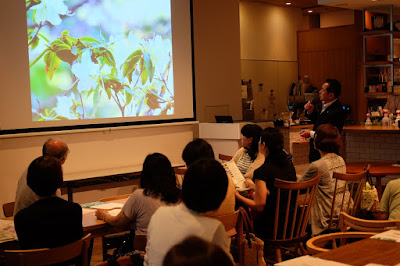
(27, 0, 174, 121)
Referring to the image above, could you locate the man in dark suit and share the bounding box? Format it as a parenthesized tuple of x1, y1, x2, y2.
(300, 79, 345, 163)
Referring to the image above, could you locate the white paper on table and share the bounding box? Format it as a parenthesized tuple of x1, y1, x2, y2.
(275, 256, 350, 266)
(0, 219, 17, 243)
(371, 229, 400, 242)
(89, 202, 124, 210)
(221, 161, 249, 191)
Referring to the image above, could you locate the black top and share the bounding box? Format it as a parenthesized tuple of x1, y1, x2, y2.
(253, 150, 297, 240)
(307, 99, 345, 133)
(306, 99, 345, 162)
(14, 197, 83, 249)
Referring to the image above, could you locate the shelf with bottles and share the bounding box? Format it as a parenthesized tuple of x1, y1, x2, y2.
(364, 65, 393, 94)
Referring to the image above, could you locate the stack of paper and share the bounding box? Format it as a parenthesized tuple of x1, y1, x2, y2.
(81, 201, 123, 210)
(371, 230, 400, 242)
(222, 161, 249, 191)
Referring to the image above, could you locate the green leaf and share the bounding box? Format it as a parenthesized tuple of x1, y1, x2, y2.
(105, 87, 112, 99)
(30, 35, 40, 50)
(80, 36, 101, 44)
(93, 85, 100, 110)
(126, 90, 133, 106)
(141, 68, 148, 85)
(126, 49, 143, 61)
(61, 30, 69, 36)
(123, 53, 141, 83)
(43, 51, 61, 80)
(136, 97, 145, 116)
(143, 52, 155, 83)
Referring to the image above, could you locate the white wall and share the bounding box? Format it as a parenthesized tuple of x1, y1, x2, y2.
(193, 0, 242, 122)
(0, 123, 196, 214)
(239, 2, 302, 120)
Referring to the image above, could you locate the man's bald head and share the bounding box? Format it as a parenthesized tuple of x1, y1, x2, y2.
(42, 139, 69, 164)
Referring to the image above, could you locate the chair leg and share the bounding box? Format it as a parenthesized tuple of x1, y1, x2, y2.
(299, 242, 308, 255)
(102, 236, 108, 261)
(275, 247, 282, 263)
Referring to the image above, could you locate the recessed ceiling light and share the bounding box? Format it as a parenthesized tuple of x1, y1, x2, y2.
(286, 2, 292, 5)
(308, 10, 313, 13)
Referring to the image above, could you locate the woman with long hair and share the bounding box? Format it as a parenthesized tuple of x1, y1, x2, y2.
(298, 123, 347, 236)
(231, 124, 263, 179)
(235, 127, 297, 239)
(95, 153, 181, 234)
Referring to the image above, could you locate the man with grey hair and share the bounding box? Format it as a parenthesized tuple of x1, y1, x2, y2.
(14, 139, 70, 215)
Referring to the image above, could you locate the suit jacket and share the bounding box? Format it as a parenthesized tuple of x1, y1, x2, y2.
(306, 99, 345, 162)
(307, 99, 345, 133)
(14, 197, 83, 249)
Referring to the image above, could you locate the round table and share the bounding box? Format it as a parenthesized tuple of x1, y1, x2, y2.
(346, 161, 400, 199)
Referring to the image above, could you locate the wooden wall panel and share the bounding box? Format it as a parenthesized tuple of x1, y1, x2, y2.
(298, 22, 363, 123)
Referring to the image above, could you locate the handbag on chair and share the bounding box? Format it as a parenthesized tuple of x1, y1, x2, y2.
(239, 208, 266, 266)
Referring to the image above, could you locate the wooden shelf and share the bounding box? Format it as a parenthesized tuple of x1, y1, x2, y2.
(363, 61, 392, 66)
(394, 61, 400, 66)
(362, 30, 392, 36)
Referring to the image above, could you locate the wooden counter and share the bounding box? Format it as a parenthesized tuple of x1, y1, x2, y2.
(344, 125, 400, 132)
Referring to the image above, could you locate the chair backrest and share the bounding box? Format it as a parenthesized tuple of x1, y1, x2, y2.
(306, 231, 377, 255)
(328, 165, 370, 231)
(174, 167, 187, 188)
(218, 154, 233, 162)
(214, 210, 241, 237)
(4, 233, 91, 266)
(3, 202, 15, 217)
(272, 174, 321, 242)
(339, 212, 400, 233)
(133, 234, 147, 252)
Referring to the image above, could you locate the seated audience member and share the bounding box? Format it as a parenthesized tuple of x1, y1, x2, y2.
(144, 159, 231, 266)
(14, 138, 70, 215)
(182, 138, 235, 216)
(379, 179, 400, 220)
(298, 124, 347, 235)
(235, 127, 297, 239)
(231, 124, 263, 179)
(14, 156, 83, 249)
(95, 153, 181, 234)
(163, 236, 234, 266)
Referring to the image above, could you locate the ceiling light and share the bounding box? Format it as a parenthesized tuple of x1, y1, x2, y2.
(308, 10, 313, 13)
(285, 2, 292, 5)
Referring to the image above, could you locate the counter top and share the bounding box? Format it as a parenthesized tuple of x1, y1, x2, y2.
(343, 125, 400, 132)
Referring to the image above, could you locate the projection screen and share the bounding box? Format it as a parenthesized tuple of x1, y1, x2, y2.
(0, 0, 195, 134)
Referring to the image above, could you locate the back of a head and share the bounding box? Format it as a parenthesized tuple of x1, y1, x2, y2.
(315, 124, 341, 154)
(182, 138, 214, 166)
(182, 159, 227, 213)
(141, 153, 180, 203)
(260, 127, 284, 154)
(42, 139, 69, 161)
(325, 78, 341, 99)
(27, 156, 63, 197)
(163, 236, 233, 266)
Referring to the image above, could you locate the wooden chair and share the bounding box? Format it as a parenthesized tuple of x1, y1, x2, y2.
(218, 154, 233, 162)
(214, 210, 241, 237)
(4, 233, 91, 266)
(339, 212, 400, 233)
(263, 174, 320, 264)
(327, 165, 370, 231)
(99, 194, 131, 261)
(306, 231, 377, 255)
(3, 202, 15, 217)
